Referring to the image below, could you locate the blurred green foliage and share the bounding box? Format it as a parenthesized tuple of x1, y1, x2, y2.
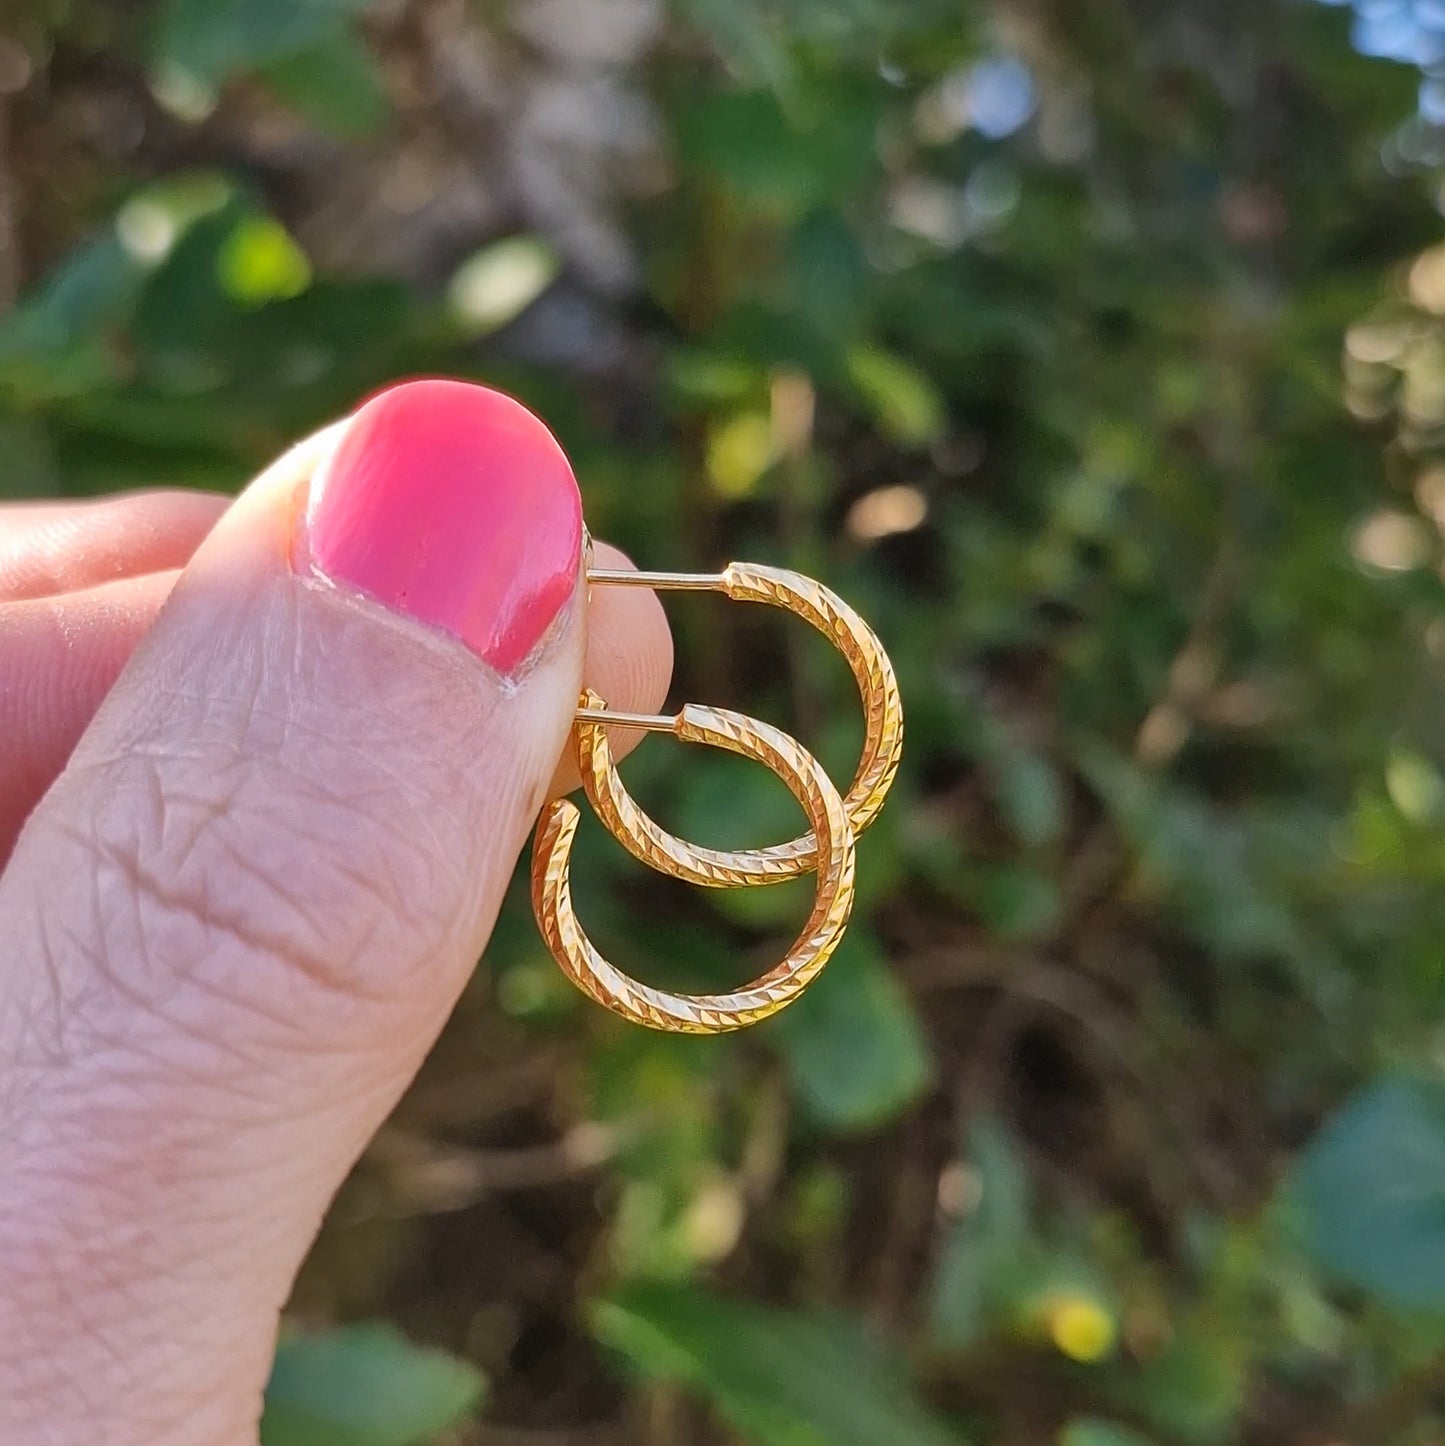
(262, 1324, 486, 1446)
(9, 0, 1445, 1440)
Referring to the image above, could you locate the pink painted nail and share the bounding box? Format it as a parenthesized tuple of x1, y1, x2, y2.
(303, 379, 584, 674)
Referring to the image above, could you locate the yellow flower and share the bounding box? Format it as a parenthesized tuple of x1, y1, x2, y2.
(1045, 1295, 1117, 1363)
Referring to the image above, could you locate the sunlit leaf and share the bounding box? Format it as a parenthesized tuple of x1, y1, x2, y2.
(1020, 1279, 1118, 1363)
(847, 348, 946, 447)
(217, 216, 313, 305)
(116, 173, 235, 265)
(706, 409, 775, 497)
(449, 236, 560, 336)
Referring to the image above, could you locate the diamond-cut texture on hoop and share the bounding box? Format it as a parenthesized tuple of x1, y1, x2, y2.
(579, 562, 902, 888)
(531, 704, 857, 1033)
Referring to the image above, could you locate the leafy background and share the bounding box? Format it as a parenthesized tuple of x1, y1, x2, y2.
(6, 0, 1445, 1441)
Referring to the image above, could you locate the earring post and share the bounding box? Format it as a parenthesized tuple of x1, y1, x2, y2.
(587, 568, 724, 591)
(576, 706, 678, 733)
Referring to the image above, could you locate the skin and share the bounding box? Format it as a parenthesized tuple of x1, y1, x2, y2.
(0, 423, 674, 1444)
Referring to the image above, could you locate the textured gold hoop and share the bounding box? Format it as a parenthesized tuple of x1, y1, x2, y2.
(579, 562, 902, 887)
(531, 702, 856, 1033)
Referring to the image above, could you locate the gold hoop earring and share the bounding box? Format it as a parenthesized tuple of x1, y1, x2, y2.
(531, 703, 856, 1033)
(575, 562, 902, 887)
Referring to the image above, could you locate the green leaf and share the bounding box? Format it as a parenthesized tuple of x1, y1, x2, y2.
(593, 1284, 963, 1446)
(1115, 1335, 1244, 1444)
(218, 216, 312, 304)
(674, 749, 812, 928)
(768, 933, 933, 1132)
(931, 1116, 1032, 1345)
(847, 347, 946, 447)
(786, 210, 871, 343)
(1060, 1421, 1156, 1446)
(991, 749, 1065, 849)
(260, 29, 390, 137)
(706, 408, 775, 497)
(675, 88, 878, 218)
(1291, 1076, 1445, 1311)
(970, 863, 1060, 940)
(0, 417, 60, 497)
(154, 0, 375, 88)
(130, 203, 258, 356)
(261, 1323, 486, 1446)
(1078, 746, 1305, 964)
(0, 233, 145, 363)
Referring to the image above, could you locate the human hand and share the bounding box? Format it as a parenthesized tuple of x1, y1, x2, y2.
(0, 379, 673, 1444)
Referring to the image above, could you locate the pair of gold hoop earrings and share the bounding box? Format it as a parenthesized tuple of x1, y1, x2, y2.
(529, 555, 902, 1036)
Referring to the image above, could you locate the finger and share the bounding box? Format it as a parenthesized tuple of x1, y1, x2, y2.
(0, 568, 181, 861)
(0, 380, 673, 1444)
(0, 539, 669, 867)
(550, 538, 673, 795)
(0, 488, 230, 601)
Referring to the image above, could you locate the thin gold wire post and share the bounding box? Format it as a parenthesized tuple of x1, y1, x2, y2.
(586, 568, 724, 590)
(574, 707, 677, 732)
(576, 569, 725, 729)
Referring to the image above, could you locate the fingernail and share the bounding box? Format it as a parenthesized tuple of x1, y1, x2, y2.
(303, 379, 583, 673)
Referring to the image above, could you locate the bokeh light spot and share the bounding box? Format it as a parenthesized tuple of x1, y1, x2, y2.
(1047, 1296, 1117, 1363)
(967, 55, 1037, 139)
(1351, 509, 1432, 572)
(1387, 749, 1445, 821)
(846, 484, 928, 541)
(449, 236, 560, 335)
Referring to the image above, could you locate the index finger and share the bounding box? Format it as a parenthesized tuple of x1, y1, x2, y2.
(0, 489, 230, 602)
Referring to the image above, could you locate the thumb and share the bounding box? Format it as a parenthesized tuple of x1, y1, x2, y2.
(0, 381, 594, 1443)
